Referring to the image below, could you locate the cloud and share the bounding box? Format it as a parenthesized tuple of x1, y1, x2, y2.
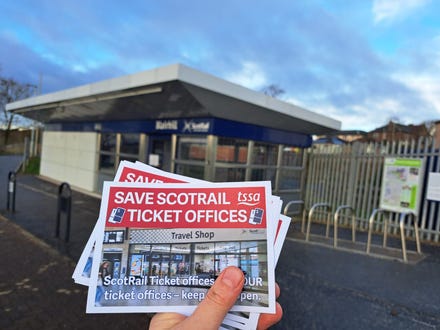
(394, 73, 440, 118)
(372, 0, 431, 23)
(310, 96, 425, 131)
(0, 34, 124, 94)
(382, 34, 440, 125)
(2, 0, 440, 132)
(224, 62, 267, 90)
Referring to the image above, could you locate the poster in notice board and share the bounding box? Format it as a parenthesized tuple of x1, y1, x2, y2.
(379, 157, 424, 214)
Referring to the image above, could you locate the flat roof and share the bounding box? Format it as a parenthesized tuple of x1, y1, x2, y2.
(7, 63, 341, 135)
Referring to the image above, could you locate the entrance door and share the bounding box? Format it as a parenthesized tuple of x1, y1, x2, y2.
(148, 135, 171, 172)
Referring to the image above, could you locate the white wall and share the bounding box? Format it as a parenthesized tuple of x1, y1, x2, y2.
(40, 131, 99, 192)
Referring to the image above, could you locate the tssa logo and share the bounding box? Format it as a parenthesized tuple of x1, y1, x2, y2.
(237, 192, 261, 206)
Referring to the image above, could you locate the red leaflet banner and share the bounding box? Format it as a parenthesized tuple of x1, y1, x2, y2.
(118, 166, 186, 183)
(104, 185, 268, 229)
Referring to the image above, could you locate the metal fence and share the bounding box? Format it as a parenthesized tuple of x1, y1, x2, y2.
(302, 137, 440, 243)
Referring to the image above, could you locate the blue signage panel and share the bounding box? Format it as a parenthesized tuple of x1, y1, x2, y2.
(45, 117, 311, 147)
(211, 118, 311, 147)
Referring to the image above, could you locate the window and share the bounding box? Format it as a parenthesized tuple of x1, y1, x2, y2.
(103, 230, 125, 244)
(99, 154, 116, 172)
(99, 133, 140, 174)
(214, 138, 248, 182)
(216, 138, 247, 163)
(128, 239, 268, 289)
(100, 133, 116, 153)
(281, 147, 303, 167)
(177, 137, 207, 161)
(120, 133, 139, 155)
(175, 164, 205, 180)
(251, 168, 276, 184)
(278, 169, 302, 190)
(119, 133, 140, 164)
(214, 242, 240, 253)
(194, 242, 215, 277)
(99, 133, 117, 173)
(175, 136, 207, 179)
(214, 167, 246, 182)
(170, 244, 191, 277)
(251, 143, 278, 166)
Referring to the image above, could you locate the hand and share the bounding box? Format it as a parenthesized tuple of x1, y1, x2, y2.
(150, 266, 282, 330)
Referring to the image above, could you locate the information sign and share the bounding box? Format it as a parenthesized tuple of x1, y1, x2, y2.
(379, 157, 424, 214)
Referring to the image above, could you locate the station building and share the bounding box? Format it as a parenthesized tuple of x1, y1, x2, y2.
(7, 64, 341, 203)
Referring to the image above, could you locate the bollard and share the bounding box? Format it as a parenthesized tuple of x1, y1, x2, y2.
(55, 182, 72, 243)
(6, 171, 16, 212)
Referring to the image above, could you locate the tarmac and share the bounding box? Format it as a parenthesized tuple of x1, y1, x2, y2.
(1, 154, 440, 330)
(0, 155, 149, 330)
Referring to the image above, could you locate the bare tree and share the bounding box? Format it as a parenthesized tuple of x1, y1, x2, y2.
(261, 84, 285, 98)
(0, 72, 36, 144)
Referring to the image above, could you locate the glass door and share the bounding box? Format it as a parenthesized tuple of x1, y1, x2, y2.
(148, 135, 171, 171)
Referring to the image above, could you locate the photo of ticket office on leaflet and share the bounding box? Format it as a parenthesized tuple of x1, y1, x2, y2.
(101, 227, 268, 290)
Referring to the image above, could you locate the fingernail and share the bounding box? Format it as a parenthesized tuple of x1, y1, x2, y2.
(221, 267, 243, 288)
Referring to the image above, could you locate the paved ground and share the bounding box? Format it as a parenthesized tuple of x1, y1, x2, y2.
(273, 235, 440, 330)
(0, 156, 149, 330)
(1, 155, 440, 329)
(0, 215, 149, 330)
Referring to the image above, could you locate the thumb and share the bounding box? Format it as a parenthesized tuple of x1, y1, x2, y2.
(180, 266, 245, 330)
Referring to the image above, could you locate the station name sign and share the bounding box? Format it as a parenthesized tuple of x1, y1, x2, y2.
(155, 119, 211, 134)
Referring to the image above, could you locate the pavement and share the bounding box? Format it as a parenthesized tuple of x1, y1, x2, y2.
(1, 154, 440, 329)
(0, 156, 148, 330)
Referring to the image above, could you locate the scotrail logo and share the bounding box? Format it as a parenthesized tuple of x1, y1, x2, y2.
(182, 120, 210, 133)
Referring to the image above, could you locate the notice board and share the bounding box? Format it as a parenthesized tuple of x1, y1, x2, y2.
(379, 157, 424, 214)
(426, 172, 440, 201)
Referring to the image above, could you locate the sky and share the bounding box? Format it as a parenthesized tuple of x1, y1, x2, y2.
(1, 0, 440, 132)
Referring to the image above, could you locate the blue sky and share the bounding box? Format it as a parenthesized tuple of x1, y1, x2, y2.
(1, 0, 440, 131)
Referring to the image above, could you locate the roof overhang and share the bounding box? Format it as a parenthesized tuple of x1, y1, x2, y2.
(6, 63, 341, 135)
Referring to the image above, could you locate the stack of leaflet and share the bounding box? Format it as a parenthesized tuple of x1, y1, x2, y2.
(72, 160, 290, 330)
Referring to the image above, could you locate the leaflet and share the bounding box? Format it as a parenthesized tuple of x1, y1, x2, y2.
(72, 161, 290, 328)
(87, 180, 276, 314)
(73, 161, 278, 285)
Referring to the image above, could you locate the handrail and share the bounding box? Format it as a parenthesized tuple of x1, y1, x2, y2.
(333, 205, 355, 248)
(305, 203, 331, 242)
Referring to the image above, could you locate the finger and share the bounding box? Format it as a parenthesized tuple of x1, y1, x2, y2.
(149, 312, 186, 329)
(257, 302, 283, 330)
(180, 266, 245, 330)
(275, 282, 280, 298)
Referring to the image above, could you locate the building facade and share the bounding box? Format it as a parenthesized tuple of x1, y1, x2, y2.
(7, 64, 341, 203)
